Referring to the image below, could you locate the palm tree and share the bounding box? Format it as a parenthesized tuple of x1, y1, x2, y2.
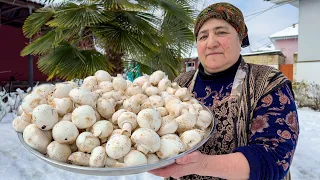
(21, 0, 195, 81)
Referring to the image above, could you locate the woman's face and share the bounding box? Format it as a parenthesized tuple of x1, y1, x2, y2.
(197, 18, 242, 73)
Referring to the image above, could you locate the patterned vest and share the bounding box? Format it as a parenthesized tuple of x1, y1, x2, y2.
(169, 59, 291, 180)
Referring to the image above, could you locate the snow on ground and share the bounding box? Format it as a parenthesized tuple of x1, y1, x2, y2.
(0, 108, 319, 180)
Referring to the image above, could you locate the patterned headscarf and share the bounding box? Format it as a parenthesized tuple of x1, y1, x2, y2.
(194, 2, 250, 48)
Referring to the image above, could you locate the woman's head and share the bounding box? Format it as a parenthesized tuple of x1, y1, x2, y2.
(194, 3, 249, 73)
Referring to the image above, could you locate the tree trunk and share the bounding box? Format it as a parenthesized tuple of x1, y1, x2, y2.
(105, 48, 124, 76)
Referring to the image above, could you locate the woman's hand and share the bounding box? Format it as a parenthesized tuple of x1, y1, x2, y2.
(148, 151, 208, 179)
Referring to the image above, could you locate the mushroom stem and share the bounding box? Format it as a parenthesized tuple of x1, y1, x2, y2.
(121, 123, 132, 136)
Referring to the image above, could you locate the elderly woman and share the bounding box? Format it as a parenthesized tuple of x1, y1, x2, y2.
(150, 2, 299, 180)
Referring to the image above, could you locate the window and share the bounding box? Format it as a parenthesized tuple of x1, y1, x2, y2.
(187, 62, 195, 67)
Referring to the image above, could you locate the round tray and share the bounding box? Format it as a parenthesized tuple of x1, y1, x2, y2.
(17, 106, 215, 176)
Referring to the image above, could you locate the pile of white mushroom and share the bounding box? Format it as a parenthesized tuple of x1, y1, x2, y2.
(12, 70, 213, 168)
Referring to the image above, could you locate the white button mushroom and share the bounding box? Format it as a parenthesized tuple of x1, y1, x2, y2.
(117, 112, 138, 136)
(68, 152, 90, 166)
(149, 70, 165, 86)
(158, 78, 171, 92)
(180, 129, 205, 150)
(50, 82, 74, 99)
(137, 108, 162, 131)
(43, 130, 53, 142)
(81, 76, 98, 91)
(111, 109, 126, 125)
(21, 93, 47, 114)
(98, 81, 114, 91)
(91, 120, 113, 139)
(72, 105, 96, 129)
(157, 115, 178, 136)
(175, 113, 197, 133)
(60, 113, 72, 121)
(133, 75, 149, 86)
(76, 132, 100, 153)
(69, 88, 98, 108)
(112, 74, 127, 91)
(95, 70, 112, 83)
(105, 134, 131, 159)
(12, 116, 30, 133)
(123, 97, 141, 114)
(125, 84, 143, 96)
(146, 153, 160, 164)
(47, 141, 72, 163)
(20, 111, 32, 123)
(175, 87, 191, 101)
(124, 150, 148, 166)
(33, 84, 55, 98)
(196, 110, 213, 130)
(145, 86, 160, 96)
(51, 97, 73, 116)
(69, 141, 78, 152)
(32, 104, 58, 130)
(156, 107, 169, 117)
(23, 124, 51, 154)
(52, 121, 79, 144)
(156, 134, 185, 159)
(131, 128, 160, 155)
(97, 97, 115, 120)
(148, 95, 164, 108)
(89, 146, 107, 167)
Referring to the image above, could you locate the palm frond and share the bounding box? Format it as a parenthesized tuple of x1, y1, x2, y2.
(38, 43, 113, 80)
(22, 7, 55, 38)
(46, 2, 108, 28)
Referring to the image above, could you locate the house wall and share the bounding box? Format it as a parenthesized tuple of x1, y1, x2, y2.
(273, 38, 298, 64)
(242, 54, 285, 69)
(298, 0, 320, 61)
(0, 25, 47, 82)
(295, 62, 320, 84)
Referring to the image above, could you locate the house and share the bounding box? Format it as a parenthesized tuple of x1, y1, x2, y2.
(183, 57, 199, 73)
(265, 0, 320, 84)
(0, 0, 47, 92)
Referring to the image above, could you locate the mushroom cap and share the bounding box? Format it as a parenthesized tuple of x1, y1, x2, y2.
(105, 134, 131, 159)
(111, 109, 126, 125)
(91, 120, 114, 139)
(118, 112, 138, 129)
(124, 150, 147, 166)
(112, 75, 127, 91)
(60, 113, 72, 121)
(133, 76, 149, 86)
(137, 108, 162, 131)
(158, 78, 171, 92)
(23, 124, 50, 154)
(95, 70, 112, 83)
(21, 93, 47, 114)
(32, 104, 58, 130)
(131, 128, 160, 154)
(156, 134, 185, 159)
(196, 110, 213, 130)
(68, 152, 90, 166)
(89, 146, 107, 167)
(175, 113, 197, 133)
(33, 84, 55, 98)
(98, 81, 114, 91)
(72, 105, 96, 129)
(51, 82, 74, 99)
(180, 129, 205, 150)
(69, 88, 98, 108)
(52, 120, 79, 144)
(12, 116, 30, 133)
(47, 141, 72, 163)
(146, 154, 160, 164)
(76, 132, 101, 153)
(52, 98, 73, 116)
(157, 115, 178, 136)
(82, 76, 98, 91)
(97, 98, 115, 119)
(145, 86, 160, 96)
(149, 70, 165, 86)
(148, 95, 164, 108)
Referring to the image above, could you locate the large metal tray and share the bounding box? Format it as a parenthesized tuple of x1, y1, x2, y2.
(17, 105, 215, 176)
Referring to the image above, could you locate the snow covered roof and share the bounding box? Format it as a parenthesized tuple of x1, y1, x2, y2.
(270, 24, 299, 39)
(242, 50, 282, 56)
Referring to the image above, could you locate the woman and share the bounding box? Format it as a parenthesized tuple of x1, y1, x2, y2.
(150, 2, 299, 180)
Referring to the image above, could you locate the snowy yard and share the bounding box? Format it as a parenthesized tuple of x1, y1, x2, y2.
(0, 108, 319, 180)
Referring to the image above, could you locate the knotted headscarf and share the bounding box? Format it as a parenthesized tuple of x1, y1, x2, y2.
(194, 2, 250, 48)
